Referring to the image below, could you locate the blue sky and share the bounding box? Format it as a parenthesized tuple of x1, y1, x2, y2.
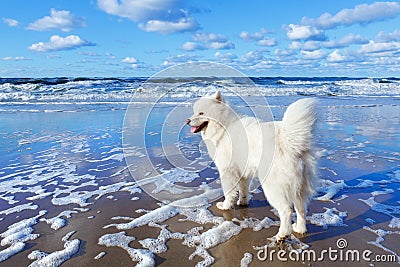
(1, 0, 400, 77)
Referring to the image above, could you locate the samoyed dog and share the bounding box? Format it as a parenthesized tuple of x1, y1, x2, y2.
(186, 91, 318, 241)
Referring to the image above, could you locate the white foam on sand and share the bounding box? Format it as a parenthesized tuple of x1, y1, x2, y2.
(363, 226, 400, 263)
(28, 231, 80, 267)
(389, 217, 400, 228)
(28, 240, 80, 267)
(186, 221, 242, 249)
(315, 179, 347, 201)
(0, 202, 38, 216)
(139, 223, 185, 254)
(0, 211, 46, 262)
(136, 168, 200, 195)
(307, 208, 347, 229)
(371, 188, 394, 196)
(240, 252, 253, 267)
(359, 196, 400, 217)
(41, 217, 67, 230)
(94, 251, 106, 260)
(0, 242, 25, 262)
(181, 221, 244, 266)
(233, 217, 279, 231)
(98, 231, 155, 267)
(105, 188, 222, 230)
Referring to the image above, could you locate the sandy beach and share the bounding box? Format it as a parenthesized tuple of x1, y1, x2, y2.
(0, 85, 399, 267)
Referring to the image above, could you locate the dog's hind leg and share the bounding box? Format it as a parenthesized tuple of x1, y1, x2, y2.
(263, 182, 293, 241)
(274, 205, 293, 241)
(293, 199, 307, 235)
(237, 177, 250, 206)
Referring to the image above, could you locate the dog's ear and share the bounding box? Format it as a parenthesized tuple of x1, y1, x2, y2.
(214, 91, 223, 102)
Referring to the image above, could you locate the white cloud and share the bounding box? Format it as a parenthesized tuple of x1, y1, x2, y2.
(274, 49, 297, 58)
(302, 2, 400, 29)
(323, 33, 369, 49)
(3, 18, 18, 27)
(182, 42, 206, 51)
(208, 41, 234, 50)
(98, 0, 199, 34)
(105, 52, 116, 59)
(301, 50, 326, 60)
(193, 33, 227, 43)
(239, 28, 269, 41)
(27, 9, 86, 32)
(214, 52, 237, 62)
(240, 28, 277, 47)
(257, 38, 277, 47)
(122, 57, 138, 63)
(289, 33, 368, 51)
(120, 56, 145, 69)
(162, 54, 199, 66)
(376, 30, 400, 42)
(239, 50, 268, 66)
(79, 51, 101, 57)
(98, 0, 181, 21)
(289, 41, 321, 51)
(28, 35, 95, 52)
(182, 32, 234, 51)
(138, 17, 199, 34)
(338, 33, 369, 46)
(359, 41, 400, 53)
(2, 56, 29, 61)
(327, 50, 350, 62)
(286, 24, 325, 41)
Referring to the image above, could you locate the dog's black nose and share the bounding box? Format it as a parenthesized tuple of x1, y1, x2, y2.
(186, 119, 191, 125)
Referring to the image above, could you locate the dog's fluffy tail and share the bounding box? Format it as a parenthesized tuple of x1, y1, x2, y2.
(278, 98, 317, 157)
(277, 98, 319, 201)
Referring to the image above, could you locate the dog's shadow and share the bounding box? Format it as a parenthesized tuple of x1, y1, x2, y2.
(212, 169, 399, 249)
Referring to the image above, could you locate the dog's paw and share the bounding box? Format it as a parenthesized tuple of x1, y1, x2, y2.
(236, 198, 248, 206)
(274, 234, 289, 243)
(216, 201, 231, 210)
(292, 223, 307, 235)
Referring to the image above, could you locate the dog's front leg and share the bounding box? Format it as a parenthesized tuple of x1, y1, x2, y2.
(237, 177, 250, 206)
(216, 172, 237, 210)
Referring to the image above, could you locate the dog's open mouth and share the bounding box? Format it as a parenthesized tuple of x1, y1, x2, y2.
(191, 121, 208, 133)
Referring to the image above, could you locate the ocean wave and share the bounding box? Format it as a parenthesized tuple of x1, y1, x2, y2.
(0, 77, 399, 104)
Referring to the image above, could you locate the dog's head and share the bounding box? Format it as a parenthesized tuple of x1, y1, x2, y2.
(186, 91, 224, 134)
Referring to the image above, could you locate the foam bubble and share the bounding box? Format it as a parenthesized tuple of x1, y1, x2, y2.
(308, 208, 347, 229)
(0, 203, 38, 216)
(41, 217, 67, 230)
(106, 188, 222, 230)
(240, 252, 253, 267)
(371, 188, 394, 196)
(0, 242, 25, 262)
(98, 231, 155, 266)
(388, 217, 400, 228)
(363, 226, 400, 263)
(94, 252, 106, 260)
(315, 179, 347, 201)
(28, 239, 80, 267)
(359, 196, 400, 216)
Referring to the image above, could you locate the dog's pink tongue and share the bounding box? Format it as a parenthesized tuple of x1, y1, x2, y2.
(191, 126, 199, 133)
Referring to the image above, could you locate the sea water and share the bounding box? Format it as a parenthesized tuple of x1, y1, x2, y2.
(0, 77, 399, 266)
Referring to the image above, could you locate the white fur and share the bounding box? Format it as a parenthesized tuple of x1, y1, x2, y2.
(187, 92, 318, 241)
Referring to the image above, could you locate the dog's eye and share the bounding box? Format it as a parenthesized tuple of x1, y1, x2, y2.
(199, 112, 204, 115)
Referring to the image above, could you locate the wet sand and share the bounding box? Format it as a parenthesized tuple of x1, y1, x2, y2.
(2, 172, 399, 267)
(1, 98, 399, 266)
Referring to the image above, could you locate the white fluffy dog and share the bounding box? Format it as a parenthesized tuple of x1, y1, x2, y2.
(186, 91, 318, 241)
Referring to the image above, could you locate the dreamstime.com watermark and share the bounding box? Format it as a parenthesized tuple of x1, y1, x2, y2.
(254, 238, 397, 263)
